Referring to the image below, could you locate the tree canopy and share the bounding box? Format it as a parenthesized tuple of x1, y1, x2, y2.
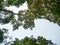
(0, 0, 59, 45)
(0, 30, 4, 43)
(0, 28, 8, 43)
(11, 36, 55, 45)
(0, 0, 60, 30)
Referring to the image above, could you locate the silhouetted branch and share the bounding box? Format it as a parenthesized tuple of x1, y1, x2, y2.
(0, 8, 18, 15)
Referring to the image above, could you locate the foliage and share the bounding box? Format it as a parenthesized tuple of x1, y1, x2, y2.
(0, 29, 4, 43)
(6, 0, 26, 7)
(0, 28, 8, 43)
(11, 36, 55, 45)
(0, 0, 59, 45)
(0, 0, 60, 30)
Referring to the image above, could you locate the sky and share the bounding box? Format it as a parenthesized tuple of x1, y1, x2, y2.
(0, 2, 60, 45)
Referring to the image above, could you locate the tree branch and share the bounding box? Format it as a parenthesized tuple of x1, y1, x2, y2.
(0, 8, 18, 15)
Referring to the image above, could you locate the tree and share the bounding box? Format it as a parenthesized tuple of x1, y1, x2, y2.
(0, 28, 8, 44)
(0, 29, 4, 43)
(0, 0, 60, 30)
(0, 0, 59, 45)
(11, 36, 56, 45)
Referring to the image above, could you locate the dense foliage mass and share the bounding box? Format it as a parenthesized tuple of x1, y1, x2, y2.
(0, 30, 4, 43)
(0, 0, 60, 30)
(11, 36, 55, 45)
(0, 28, 8, 43)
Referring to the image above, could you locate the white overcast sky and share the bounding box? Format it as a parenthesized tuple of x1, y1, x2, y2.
(0, 2, 60, 45)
